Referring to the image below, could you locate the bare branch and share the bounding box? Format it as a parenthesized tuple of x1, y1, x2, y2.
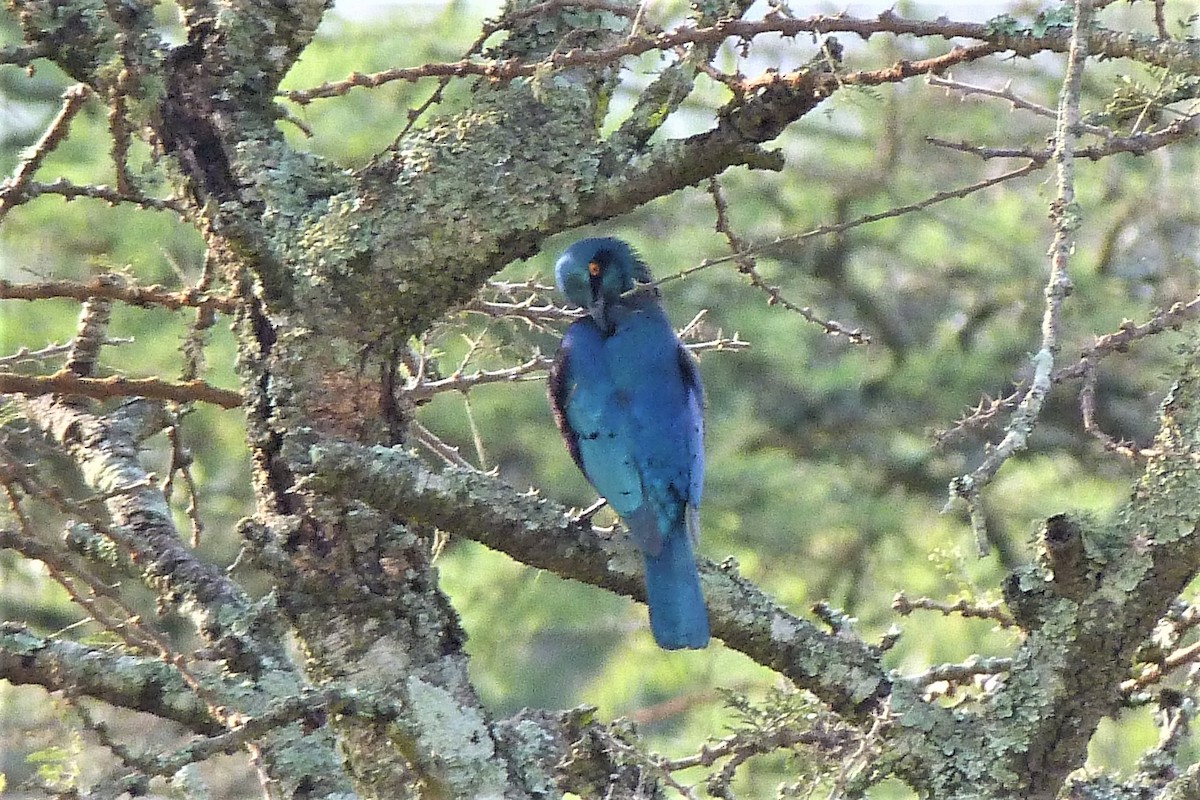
(640, 159, 1042, 307)
(928, 74, 1113, 137)
(948, 0, 1095, 555)
(942, 293, 1200, 444)
(0, 277, 236, 312)
(927, 112, 1200, 162)
(892, 592, 1017, 629)
(0, 370, 243, 409)
(708, 177, 869, 344)
(0, 339, 132, 367)
(0, 84, 92, 222)
(407, 355, 550, 403)
(752, 160, 1045, 263)
(283, 11, 1200, 104)
(10, 178, 190, 215)
(1122, 639, 1200, 695)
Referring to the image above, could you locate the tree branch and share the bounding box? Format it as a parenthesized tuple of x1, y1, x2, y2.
(0, 84, 92, 222)
(0, 623, 221, 735)
(949, 0, 1094, 552)
(282, 11, 1200, 104)
(1, 371, 242, 409)
(0, 277, 237, 312)
(303, 439, 900, 712)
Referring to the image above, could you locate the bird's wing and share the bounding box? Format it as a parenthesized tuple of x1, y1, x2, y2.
(677, 343, 705, 513)
(548, 335, 584, 475)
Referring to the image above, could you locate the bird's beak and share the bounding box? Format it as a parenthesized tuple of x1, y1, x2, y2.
(588, 294, 612, 334)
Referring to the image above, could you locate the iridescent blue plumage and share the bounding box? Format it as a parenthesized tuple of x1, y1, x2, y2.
(549, 237, 709, 649)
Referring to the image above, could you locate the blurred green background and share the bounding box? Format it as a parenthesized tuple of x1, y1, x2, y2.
(2, 0, 1199, 796)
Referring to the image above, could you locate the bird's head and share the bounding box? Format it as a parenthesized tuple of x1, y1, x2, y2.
(554, 237, 653, 332)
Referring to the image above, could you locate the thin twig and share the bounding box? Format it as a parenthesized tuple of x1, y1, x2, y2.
(0, 339, 133, 368)
(925, 111, 1200, 162)
(0, 277, 237, 312)
(406, 355, 550, 403)
(165, 417, 205, 548)
(652, 159, 1043, 294)
(0, 370, 243, 409)
(1152, 0, 1169, 41)
(892, 592, 1017, 628)
(708, 178, 868, 343)
(409, 418, 478, 470)
(947, 0, 1095, 556)
(11, 178, 190, 215)
(0, 84, 92, 222)
(928, 74, 1113, 137)
(1122, 639, 1200, 695)
(941, 293, 1200, 444)
(0, 516, 162, 665)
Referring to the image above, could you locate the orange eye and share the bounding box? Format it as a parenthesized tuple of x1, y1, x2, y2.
(587, 260, 601, 277)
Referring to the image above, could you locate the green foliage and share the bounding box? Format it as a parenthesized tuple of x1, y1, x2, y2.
(984, 7, 1073, 38)
(1087, 68, 1200, 128)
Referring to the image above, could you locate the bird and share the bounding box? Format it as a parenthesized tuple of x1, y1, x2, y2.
(548, 237, 709, 650)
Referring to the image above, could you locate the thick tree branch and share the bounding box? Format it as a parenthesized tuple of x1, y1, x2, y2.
(304, 332, 1200, 799)
(985, 343, 1200, 799)
(301, 440, 950, 732)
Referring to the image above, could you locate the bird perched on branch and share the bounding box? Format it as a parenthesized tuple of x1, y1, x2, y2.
(548, 237, 709, 650)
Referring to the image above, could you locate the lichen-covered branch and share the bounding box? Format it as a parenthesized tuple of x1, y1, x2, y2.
(300, 439, 945, 740)
(7, 0, 1200, 796)
(16, 396, 350, 797)
(0, 624, 221, 735)
(981, 343, 1200, 799)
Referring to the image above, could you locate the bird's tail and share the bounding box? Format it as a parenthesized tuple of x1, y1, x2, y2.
(643, 529, 709, 650)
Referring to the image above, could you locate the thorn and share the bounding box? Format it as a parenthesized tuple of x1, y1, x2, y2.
(572, 497, 608, 524)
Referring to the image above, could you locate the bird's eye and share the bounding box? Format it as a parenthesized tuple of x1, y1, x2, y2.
(587, 260, 601, 277)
